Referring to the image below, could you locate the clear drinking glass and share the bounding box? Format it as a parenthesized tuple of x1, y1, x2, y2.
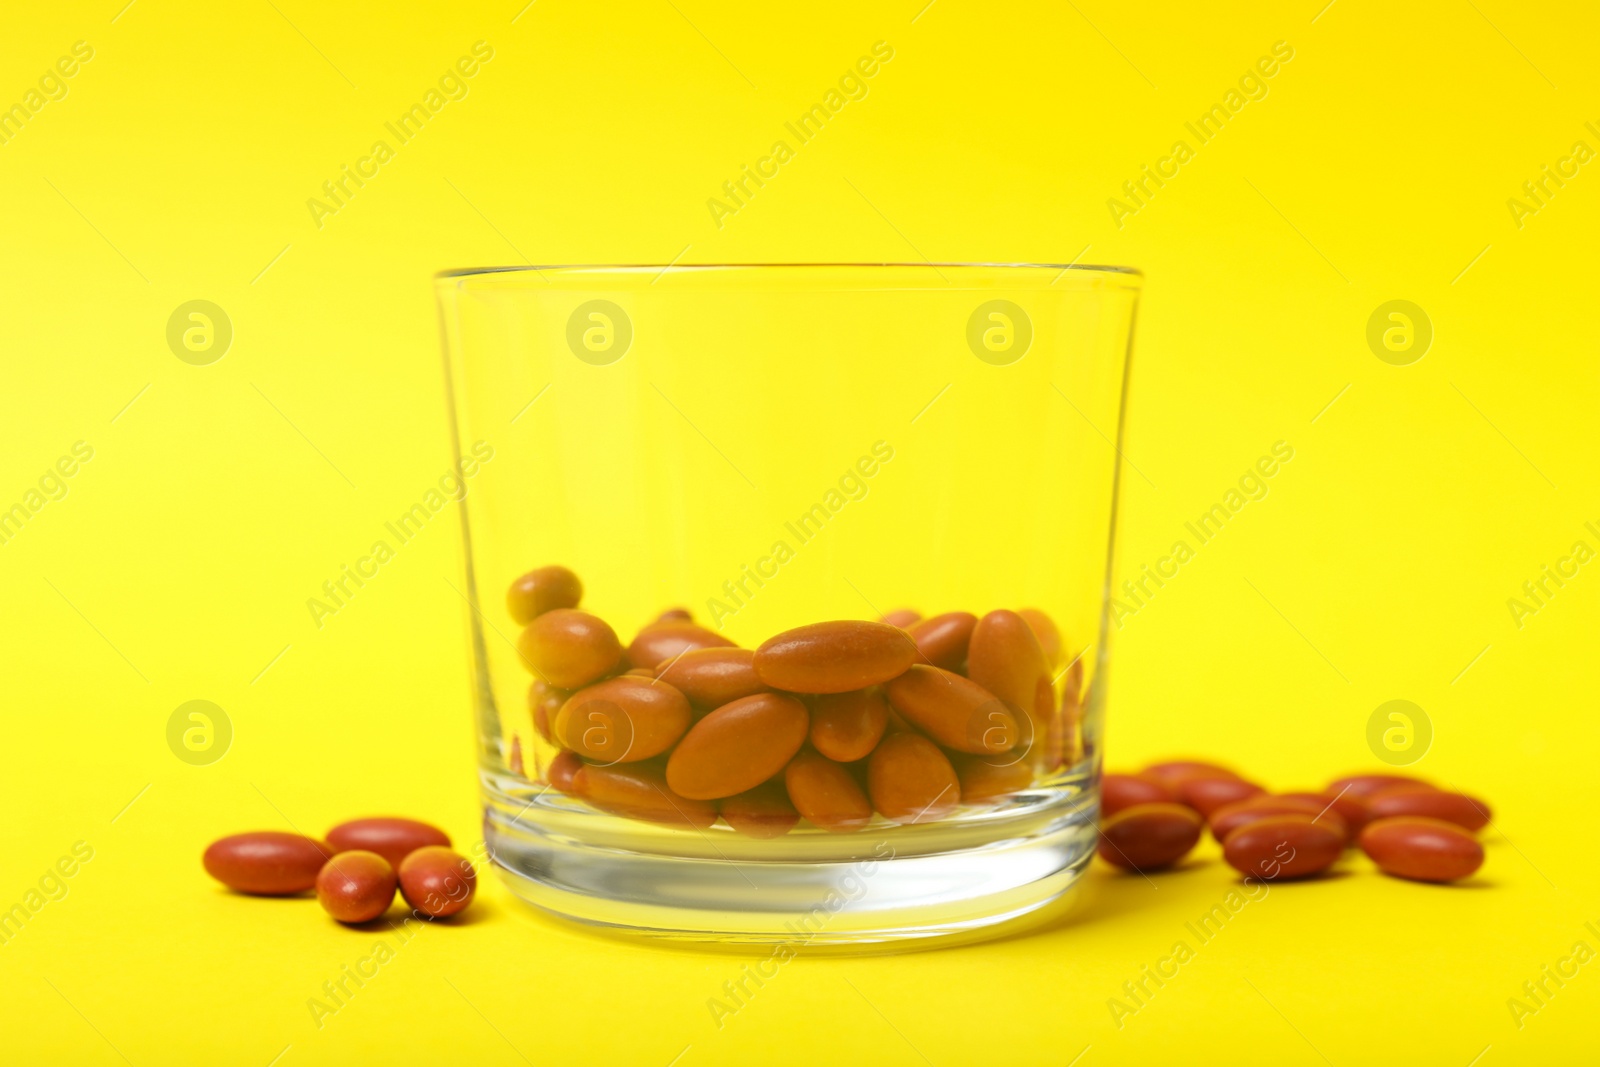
(436, 263, 1141, 948)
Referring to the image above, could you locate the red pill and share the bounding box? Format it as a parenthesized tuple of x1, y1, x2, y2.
(1210, 795, 1347, 844)
(1326, 772, 1430, 799)
(1178, 776, 1265, 818)
(1101, 773, 1176, 818)
(203, 832, 334, 895)
(809, 689, 890, 763)
(326, 818, 451, 869)
(517, 609, 623, 689)
(1280, 790, 1370, 836)
(1097, 803, 1203, 872)
(1143, 760, 1239, 787)
(1360, 816, 1485, 882)
(316, 850, 397, 923)
(506, 565, 583, 624)
(397, 846, 477, 918)
(905, 612, 977, 670)
(1366, 785, 1491, 832)
(626, 621, 735, 670)
(1222, 815, 1343, 880)
(721, 779, 800, 839)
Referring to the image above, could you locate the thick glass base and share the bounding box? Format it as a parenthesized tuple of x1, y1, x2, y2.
(481, 769, 1097, 950)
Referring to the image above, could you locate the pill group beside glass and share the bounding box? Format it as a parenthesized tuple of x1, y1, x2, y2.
(507, 565, 1084, 835)
(1099, 761, 1491, 884)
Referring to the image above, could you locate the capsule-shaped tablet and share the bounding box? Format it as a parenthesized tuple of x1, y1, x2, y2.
(1177, 776, 1265, 818)
(517, 609, 623, 689)
(202, 832, 335, 895)
(665, 693, 810, 800)
(626, 621, 735, 670)
(1101, 773, 1176, 818)
(905, 612, 977, 670)
(809, 689, 890, 763)
(966, 610, 1053, 763)
(880, 608, 921, 628)
(1366, 785, 1490, 831)
(951, 753, 1034, 803)
(1210, 795, 1346, 844)
(553, 676, 691, 763)
(1360, 816, 1485, 882)
(720, 779, 800, 839)
(885, 666, 1018, 755)
(655, 647, 768, 708)
(784, 750, 873, 832)
(316, 850, 398, 923)
(506, 565, 583, 625)
(1097, 803, 1203, 871)
(754, 621, 918, 694)
(574, 760, 718, 828)
(1143, 760, 1239, 786)
(1325, 772, 1430, 798)
(326, 818, 451, 869)
(397, 846, 476, 918)
(528, 679, 567, 744)
(1222, 815, 1343, 880)
(1017, 608, 1063, 666)
(867, 732, 960, 824)
(546, 750, 583, 793)
(1279, 790, 1370, 836)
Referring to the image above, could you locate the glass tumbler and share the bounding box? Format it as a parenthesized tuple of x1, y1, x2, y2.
(436, 263, 1141, 948)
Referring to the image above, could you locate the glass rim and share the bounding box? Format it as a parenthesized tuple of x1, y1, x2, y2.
(436, 261, 1142, 283)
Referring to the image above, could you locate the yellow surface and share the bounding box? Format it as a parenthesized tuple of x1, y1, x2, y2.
(3, 0, 1597, 1063)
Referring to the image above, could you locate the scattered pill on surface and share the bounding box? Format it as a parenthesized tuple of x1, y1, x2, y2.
(1177, 775, 1265, 818)
(1209, 795, 1345, 844)
(1101, 773, 1176, 818)
(1365, 785, 1490, 831)
(1359, 816, 1485, 882)
(1325, 772, 1430, 799)
(316, 850, 397, 923)
(326, 818, 451, 869)
(397, 846, 477, 918)
(203, 832, 334, 895)
(1221, 815, 1343, 880)
(1097, 803, 1203, 871)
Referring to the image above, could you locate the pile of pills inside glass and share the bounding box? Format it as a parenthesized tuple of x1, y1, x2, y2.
(1099, 761, 1490, 883)
(202, 818, 476, 922)
(507, 565, 1084, 834)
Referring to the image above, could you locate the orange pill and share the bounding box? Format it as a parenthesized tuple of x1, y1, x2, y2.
(397, 846, 477, 918)
(905, 611, 977, 670)
(506, 565, 583, 625)
(885, 665, 1018, 755)
(1097, 803, 1202, 871)
(316, 850, 397, 923)
(880, 608, 921, 628)
(1360, 816, 1485, 882)
(1017, 608, 1063, 666)
(951, 753, 1034, 803)
(809, 689, 890, 763)
(1101, 773, 1176, 818)
(546, 750, 583, 793)
(867, 732, 960, 824)
(626, 621, 735, 670)
(1210, 795, 1345, 844)
(202, 832, 334, 895)
(966, 609, 1053, 761)
(528, 679, 567, 744)
(1177, 776, 1265, 818)
(326, 818, 451, 869)
(754, 620, 918, 694)
(784, 750, 873, 832)
(553, 676, 691, 763)
(1222, 815, 1343, 880)
(1366, 785, 1490, 832)
(720, 779, 800, 838)
(656, 647, 768, 708)
(573, 760, 718, 828)
(665, 693, 810, 800)
(517, 609, 623, 689)
(1325, 772, 1430, 799)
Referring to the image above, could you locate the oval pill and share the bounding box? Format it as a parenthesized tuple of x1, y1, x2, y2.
(1222, 815, 1343, 880)
(1210, 795, 1345, 844)
(905, 611, 977, 670)
(867, 732, 960, 824)
(665, 693, 810, 800)
(1326, 772, 1430, 798)
(202, 832, 335, 895)
(785, 750, 873, 832)
(506, 565, 583, 624)
(809, 689, 890, 763)
(575, 761, 717, 828)
(326, 818, 451, 868)
(547, 749, 583, 793)
(553, 676, 691, 763)
(626, 621, 735, 670)
(885, 665, 1018, 755)
(1017, 608, 1063, 666)
(517, 609, 623, 689)
(952, 753, 1034, 802)
(1178, 776, 1265, 817)
(1366, 785, 1490, 831)
(880, 608, 921, 628)
(720, 779, 800, 838)
(1360, 816, 1485, 882)
(1101, 773, 1176, 818)
(965, 609, 1052, 763)
(1097, 803, 1202, 871)
(1143, 760, 1239, 786)
(1280, 790, 1370, 836)
(316, 850, 397, 923)
(754, 620, 918, 694)
(397, 846, 477, 918)
(655, 647, 768, 708)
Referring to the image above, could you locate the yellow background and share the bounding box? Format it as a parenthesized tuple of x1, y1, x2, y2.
(3, 0, 1597, 1063)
